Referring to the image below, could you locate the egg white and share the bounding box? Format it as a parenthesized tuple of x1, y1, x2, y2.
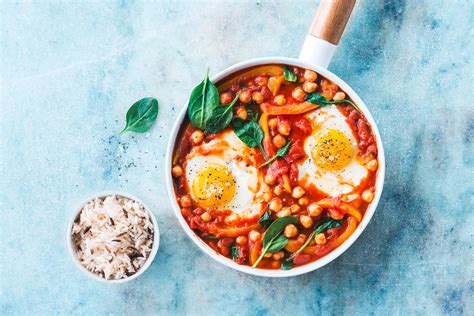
(298, 105, 368, 196)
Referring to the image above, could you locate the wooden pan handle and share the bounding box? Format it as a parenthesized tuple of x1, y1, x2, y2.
(309, 0, 356, 45)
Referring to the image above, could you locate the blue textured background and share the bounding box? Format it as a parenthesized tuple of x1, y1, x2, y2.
(1, 0, 473, 315)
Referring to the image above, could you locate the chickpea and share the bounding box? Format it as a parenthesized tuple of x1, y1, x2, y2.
(304, 69, 317, 82)
(366, 159, 378, 171)
(249, 230, 261, 242)
(272, 251, 284, 260)
(277, 121, 291, 136)
(252, 91, 264, 104)
(201, 212, 212, 222)
(236, 236, 248, 246)
(298, 197, 309, 206)
(342, 193, 360, 203)
(274, 185, 283, 196)
(303, 81, 317, 93)
(269, 197, 283, 212)
(268, 118, 278, 129)
(272, 134, 287, 148)
(307, 203, 323, 217)
(255, 76, 268, 87)
(236, 107, 248, 120)
(300, 215, 314, 228)
(263, 191, 272, 202)
(284, 224, 298, 238)
(239, 90, 252, 104)
(315, 233, 327, 245)
(274, 95, 287, 106)
(180, 195, 192, 208)
(290, 204, 301, 214)
(171, 165, 183, 177)
(220, 92, 234, 105)
(333, 91, 346, 101)
(191, 130, 204, 145)
(362, 190, 374, 203)
(277, 207, 291, 218)
(292, 186, 306, 199)
(328, 209, 344, 220)
(265, 173, 276, 185)
(297, 233, 307, 243)
(292, 87, 306, 101)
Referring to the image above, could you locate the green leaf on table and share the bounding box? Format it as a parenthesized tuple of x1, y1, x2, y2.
(120, 97, 159, 135)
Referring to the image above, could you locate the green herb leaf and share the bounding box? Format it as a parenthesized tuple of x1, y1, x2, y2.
(206, 93, 240, 133)
(283, 66, 297, 82)
(231, 117, 268, 160)
(187, 68, 220, 130)
(259, 141, 292, 168)
(247, 108, 259, 122)
(288, 217, 342, 260)
(252, 216, 298, 268)
(306, 92, 358, 110)
(120, 97, 159, 135)
(258, 210, 273, 228)
(267, 234, 289, 252)
(281, 259, 293, 270)
(231, 246, 239, 260)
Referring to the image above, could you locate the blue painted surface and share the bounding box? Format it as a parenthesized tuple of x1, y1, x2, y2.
(1, 1, 473, 315)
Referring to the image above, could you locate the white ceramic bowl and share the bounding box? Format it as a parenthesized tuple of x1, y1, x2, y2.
(165, 57, 385, 277)
(67, 191, 160, 283)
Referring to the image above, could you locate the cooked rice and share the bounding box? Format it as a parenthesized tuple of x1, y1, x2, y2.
(71, 195, 154, 280)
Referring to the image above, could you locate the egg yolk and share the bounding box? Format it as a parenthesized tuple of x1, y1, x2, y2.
(312, 129, 354, 171)
(192, 163, 236, 208)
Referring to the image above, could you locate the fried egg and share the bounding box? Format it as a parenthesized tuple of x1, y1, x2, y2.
(184, 130, 265, 218)
(298, 105, 368, 196)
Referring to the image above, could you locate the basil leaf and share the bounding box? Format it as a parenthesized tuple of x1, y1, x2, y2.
(281, 259, 293, 270)
(259, 141, 292, 168)
(258, 210, 273, 228)
(306, 92, 358, 109)
(288, 217, 343, 260)
(267, 234, 289, 253)
(283, 66, 297, 82)
(187, 68, 219, 130)
(232, 117, 268, 160)
(206, 94, 240, 134)
(231, 246, 239, 260)
(252, 216, 298, 268)
(120, 97, 158, 135)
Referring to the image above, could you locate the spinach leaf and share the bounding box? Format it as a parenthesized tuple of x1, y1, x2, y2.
(231, 246, 239, 260)
(232, 117, 268, 160)
(187, 68, 219, 130)
(246, 108, 259, 122)
(120, 97, 158, 135)
(206, 93, 240, 134)
(283, 66, 297, 82)
(281, 259, 293, 270)
(252, 216, 298, 268)
(306, 92, 358, 110)
(259, 141, 292, 168)
(258, 210, 273, 228)
(288, 217, 342, 260)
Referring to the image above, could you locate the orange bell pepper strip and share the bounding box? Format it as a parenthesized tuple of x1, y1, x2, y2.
(259, 112, 275, 157)
(333, 216, 357, 248)
(260, 101, 320, 115)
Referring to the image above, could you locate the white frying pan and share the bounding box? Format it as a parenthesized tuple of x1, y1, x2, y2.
(165, 0, 385, 277)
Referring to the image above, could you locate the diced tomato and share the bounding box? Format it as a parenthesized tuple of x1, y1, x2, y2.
(293, 118, 312, 135)
(289, 164, 299, 186)
(286, 140, 306, 164)
(269, 158, 289, 178)
(293, 254, 311, 265)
